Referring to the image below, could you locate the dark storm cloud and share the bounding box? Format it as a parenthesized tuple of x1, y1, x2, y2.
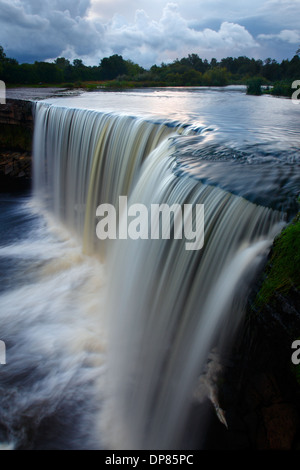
(0, 0, 104, 62)
(0, 0, 299, 67)
(0, 0, 48, 28)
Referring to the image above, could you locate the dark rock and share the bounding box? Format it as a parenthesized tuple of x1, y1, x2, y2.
(0, 98, 34, 189)
(261, 403, 298, 449)
(0, 99, 33, 130)
(0, 99, 33, 152)
(0, 150, 32, 191)
(216, 236, 300, 450)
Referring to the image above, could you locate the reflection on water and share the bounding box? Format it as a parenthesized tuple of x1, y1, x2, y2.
(44, 87, 300, 218)
(173, 136, 300, 217)
(43, 86, 300, 147)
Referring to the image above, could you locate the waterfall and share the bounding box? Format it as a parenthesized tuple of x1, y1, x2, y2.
(33, 103, 177, 254)
(33, 101, 285, 449)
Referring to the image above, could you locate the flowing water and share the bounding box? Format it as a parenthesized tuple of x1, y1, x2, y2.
(0, 87, 299, 449)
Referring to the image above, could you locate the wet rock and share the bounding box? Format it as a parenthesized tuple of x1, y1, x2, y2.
(0, 99, 33, 129)
(0, 99, 33, 154)
(261, 403, 298, 449)
(0, 99, 35, 189)
(0, 150, 32, 191)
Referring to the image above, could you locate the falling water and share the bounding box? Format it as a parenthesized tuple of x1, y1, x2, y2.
(102, 137, 284, 449)
(33, 103, 177, 255)
(30, 100, 286, 449)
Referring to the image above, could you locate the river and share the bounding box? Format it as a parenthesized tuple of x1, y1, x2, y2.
(0, 86, 299, 450)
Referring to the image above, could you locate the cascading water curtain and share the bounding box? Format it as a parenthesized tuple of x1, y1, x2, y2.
(33, 102, 285, 450)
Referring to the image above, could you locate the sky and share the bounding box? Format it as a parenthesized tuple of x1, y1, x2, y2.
(0, 0, 299, 68)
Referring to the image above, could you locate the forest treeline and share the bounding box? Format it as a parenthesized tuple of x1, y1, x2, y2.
(1, 45, 300, 92)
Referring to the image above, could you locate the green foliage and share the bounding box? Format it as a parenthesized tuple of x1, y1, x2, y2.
(125, 60, 145, 77)
(179, 54, 207, 73)
(62, 83, 75, 89)
(255, 212, 300, 309)
(99, 54, 128, 80)
(33, 61, 63, 83)
(54, 57, 71, 69)
(1, 45, 300, 94)
(246, 78, 263, 95)
(181, 69, 203, 86)
(271, 80, 293, 97)
(0, 124, 32, 151)
(0, 45, 6, 62)
(202, 67, 228, 86)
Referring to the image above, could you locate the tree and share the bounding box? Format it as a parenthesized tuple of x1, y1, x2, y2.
(99, 54, 128, 80)
(203, 67, 228, 86)
(124, 59, 145, 78)
(19, 63, 38, 84)
(181, 69, 202, 86)
(246, 78, 263, 95)
(54, 57, 71, 71)
(73, 59, 84, 68)
(0, 45, 6, 63)
(210, 58, 218, 68)
(262, 58, 281, 81)
(220, 57, 234, 73)
(179, 54, 206, 73)
(33, 61, 63, 83)
(286, 55, 300, 79)
(54, 57, 74, 81)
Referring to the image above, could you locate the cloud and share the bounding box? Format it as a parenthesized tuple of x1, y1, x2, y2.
(0, 0, 103, 62)
(0, 0, 48, 29)
(258, 29, 300, 44)
(0, 0, 298, 67)
(24, 0, 91, 19)
(102, 4, 259, 66)
(257, 0, 300, 29)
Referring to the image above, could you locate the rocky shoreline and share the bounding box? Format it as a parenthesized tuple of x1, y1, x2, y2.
(0, 98, 33, 191)
(0, 149, 32, 191)
(0, 90, 80, 191)
(208, 216, 300, 450)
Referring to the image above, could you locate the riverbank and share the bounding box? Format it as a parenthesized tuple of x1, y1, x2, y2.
(0, 98, 33, 191)
(219, 215, 300, 449)
(0, 90, 78, 191)
(0, 150, 31, 191)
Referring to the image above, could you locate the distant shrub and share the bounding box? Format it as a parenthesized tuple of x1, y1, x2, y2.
(271, 81, 293, 97)
(62, 83, 74, 89)
(202, 67, 228, 86)
(246, 78, 263, 95)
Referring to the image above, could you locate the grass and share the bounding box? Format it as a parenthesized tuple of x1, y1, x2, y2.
(255, 211, 300, 309)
